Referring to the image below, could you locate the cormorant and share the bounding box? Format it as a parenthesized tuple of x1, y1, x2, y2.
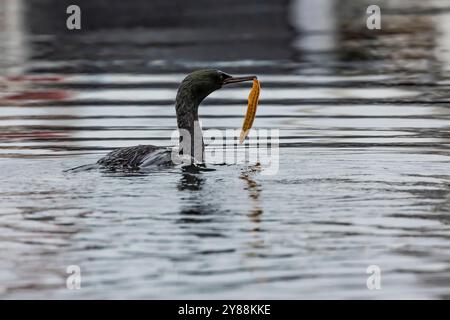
(90, 69, 255, 171)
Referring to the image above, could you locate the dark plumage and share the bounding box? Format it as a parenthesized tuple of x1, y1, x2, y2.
(92, 69, 255, 171)
(96, 145, 172, 169)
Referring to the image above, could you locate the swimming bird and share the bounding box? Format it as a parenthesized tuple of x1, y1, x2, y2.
(94, 69, 255, 171)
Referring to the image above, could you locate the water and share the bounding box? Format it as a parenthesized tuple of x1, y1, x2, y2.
(1, 0, 450, 299)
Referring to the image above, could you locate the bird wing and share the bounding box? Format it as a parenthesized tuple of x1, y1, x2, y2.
(97, 145, 167, 169)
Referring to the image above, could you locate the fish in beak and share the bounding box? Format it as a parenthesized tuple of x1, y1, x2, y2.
(239, 78, 260, 143)
(219, 72, 261, 143)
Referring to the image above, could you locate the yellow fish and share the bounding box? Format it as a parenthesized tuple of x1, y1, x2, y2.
(240, 78, 260, 143)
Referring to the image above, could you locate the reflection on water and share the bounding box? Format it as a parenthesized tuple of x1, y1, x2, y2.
(240, 164, 263, 224)
(1, 0, 450, 299)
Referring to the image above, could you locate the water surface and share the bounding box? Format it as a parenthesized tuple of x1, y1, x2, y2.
(1, 0, 450, 299)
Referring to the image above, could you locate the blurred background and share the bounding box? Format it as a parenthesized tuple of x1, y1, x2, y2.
(1, 0, 450, 299)
(1, 0, 449, 75)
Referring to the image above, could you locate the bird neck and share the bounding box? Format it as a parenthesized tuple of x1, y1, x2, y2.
(175, 91, 205, 163)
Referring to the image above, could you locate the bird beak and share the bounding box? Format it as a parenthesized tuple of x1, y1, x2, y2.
(223, 75, 256, 85)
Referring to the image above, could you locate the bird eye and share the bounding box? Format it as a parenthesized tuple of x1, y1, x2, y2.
(219, 72, 231, 82)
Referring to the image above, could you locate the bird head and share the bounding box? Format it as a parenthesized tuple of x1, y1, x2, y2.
(177, 69, 255, 105)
